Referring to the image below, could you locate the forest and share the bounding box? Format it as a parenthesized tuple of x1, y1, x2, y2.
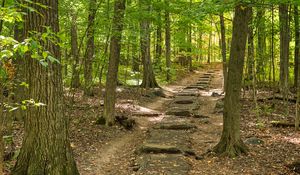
(1, 0, 300, 174)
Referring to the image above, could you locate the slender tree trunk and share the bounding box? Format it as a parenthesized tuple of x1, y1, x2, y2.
(13, 0, 79, 174)
(279, 4, 290, 113)
(295, 5, 300, 130)
(295, 6, 299, 88)
(213, 4, 251, 157)
(140, 0, 159, 88)
(248, 10, 257, 108)
(155, 1, 162, 71)
(271, 5, 276, 105)
(207, 20, 212, 64)
(103, 0, 126, 126)
(220, 13, 227, 91)
(0, 85, 4, 175)
(132, 33, 140, 72)
(70, 11, 81, 88)
(84, 0, 97, 96)
(12, 3, 25, 121)
(0, 0, 5, 34)
(256, 8, 266, 83)
(199, 32, 203, 62)
(165, 0, 171, 81)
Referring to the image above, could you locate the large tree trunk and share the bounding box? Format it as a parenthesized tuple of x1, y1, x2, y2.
(103, 0, 126, 126)
(279, 4, 290, 111)
(165, 0, 171, 81)
(140, 0, 159, 88)
(84, 0, 97, 96)
(220, 13, 227, 91)
(213, 4, 251, 157)
(13, 0, 79, 174)
(70, 11, 81, 89)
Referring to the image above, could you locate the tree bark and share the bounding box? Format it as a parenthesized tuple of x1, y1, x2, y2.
(140, 0, 159, 88)
(84, 0, 97, 96)
(295, 6, 299, 88)
(256, 7, 266, 82)
(103, 0, 126, 126)
(220, 13, 227, 91)
(155, 0, 162, 71)
(213, 4, 251, 157)
(207, 19, 212, 64)
(279, 4, 290, 112)
(70, 11, 81, 89)
(295, 5, 300, 130)
(165, 0, 171, 81)
(13, 0, 79, 174)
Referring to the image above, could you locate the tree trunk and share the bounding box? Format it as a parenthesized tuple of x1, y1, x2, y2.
(13, 0, 79, 174)
(295, 6, 299, 88)
(140, 0, 159, 88)
(84, 0, 97, 96)
(295, 5, 300, 130)
(103, 0, 126, 126)
(0, 84, 4, 175)
(213, 4, 251, 157)
(70, 11, 81, 89)
(155, 1, 162, 71)
(220, 13, 227, 91)
(165, 0, 171, 81)
(256, 8, 266, 82)
(279, 4, 290, 112)
(207, 19, 212, 64)
(0, 0, 5, 34)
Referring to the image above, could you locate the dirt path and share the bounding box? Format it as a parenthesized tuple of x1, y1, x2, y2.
(76, 64, 224, 175)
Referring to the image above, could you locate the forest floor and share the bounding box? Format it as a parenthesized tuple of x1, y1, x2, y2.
(6, 63, 300, 175)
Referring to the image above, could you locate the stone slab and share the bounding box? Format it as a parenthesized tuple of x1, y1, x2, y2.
(136, 154, 190, 175)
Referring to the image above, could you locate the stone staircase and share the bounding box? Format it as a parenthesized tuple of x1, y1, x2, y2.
(134, 70, 217, 175)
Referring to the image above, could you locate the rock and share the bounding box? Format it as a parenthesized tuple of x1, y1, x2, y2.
(140, 144, 181, 154)
(96, 116, 106, 125)
(174, 100, 194, 104)
(177, 92, 198, 97)
(137, 154, 190, 175)
(184, 86, 206, 90)
(115, 115, 136, 130)
(154, 123, 197, 130)
(192, 114, 209, 119)
(211, 92, 221, 97)
(244, 137, 264, 145)
(166, 109, 191, 116)
(200, 118, 210, 124)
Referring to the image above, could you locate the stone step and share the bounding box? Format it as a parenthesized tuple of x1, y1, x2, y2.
(153, 122, 197, 130)
(177, 92, 199, 97)
(165, 109, 192, 116)
(196, 81, 209, 85)
(198, 77, 210, 81)
(136, 154, 190, 175)
(139, 130, 193, 154)
(184, 86, 205, 90)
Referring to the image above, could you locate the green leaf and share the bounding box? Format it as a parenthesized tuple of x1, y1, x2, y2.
(47, 55, 60, 64)
(39, 59, 48, 67)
